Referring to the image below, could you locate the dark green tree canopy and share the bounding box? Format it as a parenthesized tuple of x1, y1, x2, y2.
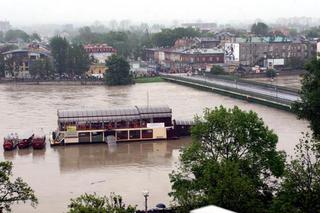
(272, 133, 320, 213)
(292, 58, 320, 139)
(29, 58, 53, 79)
(105, 55, 133, 86)
(4, 29, 30, 42)
(210, 65, 225, 75)
(50, 36, 69, 76)
(251, 22, 269, 36)
(152, 27, 201, 47)
(0, 161, 38, 212)
(170, 106, 285, 212)
(50, 36, 90, 77)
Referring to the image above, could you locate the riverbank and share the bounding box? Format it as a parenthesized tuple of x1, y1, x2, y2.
(134, 76, 164, 83)
(0, 76, 164, 85)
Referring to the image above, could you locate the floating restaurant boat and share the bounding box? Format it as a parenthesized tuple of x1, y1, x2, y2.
(18, 133, 34, 149)
(50, 105, 193, 146)
(3, 133, 19, 151)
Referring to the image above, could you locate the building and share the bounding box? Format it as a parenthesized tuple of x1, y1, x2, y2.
(84, 44, 117, 78)
(87, 64, 106, 79)
(229, 36, 317, 68)
(2, 43, 51, 78)
(0, 21, 11, 32)
(84, 44, 116, 63)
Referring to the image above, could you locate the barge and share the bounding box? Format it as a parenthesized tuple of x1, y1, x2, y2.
(50, 105, 193, 146)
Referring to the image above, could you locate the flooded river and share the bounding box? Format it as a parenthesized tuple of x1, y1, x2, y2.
(0, 82, 308, 212)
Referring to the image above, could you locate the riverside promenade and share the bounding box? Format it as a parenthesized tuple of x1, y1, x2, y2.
(161, 73, 300, 111)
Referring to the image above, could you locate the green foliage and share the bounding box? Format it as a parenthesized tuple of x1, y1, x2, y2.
(272, 133, 320, 213)
(134, 76, 164, 83)
(304, 26, 320, 38)
(105, 55, 133, 86)
(210, 65, 225, 75)
(251, 22, 269, 36)
(4, 29, 30, 42)
(286, 57, 306, 69)
(0, 54, 5, 77)
(292, 58, 320, 139)
(29, 58, 53, 79)
(67, 193, 136, 213)
(50, 36, 69, 76)
(0, 31, 3, 42)
(30, 33, 41, 42)
(50, 36, 90, 77)
(169, 106, 285, 212)
(67, 44, 90, 76)
(73, 27, 152, 59)
(0, 161, 38, 212)
(152, 27, 201, 47)
(266, 69, 277, 78)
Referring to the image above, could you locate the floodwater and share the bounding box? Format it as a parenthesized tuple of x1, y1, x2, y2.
(0, 82, 308, 212)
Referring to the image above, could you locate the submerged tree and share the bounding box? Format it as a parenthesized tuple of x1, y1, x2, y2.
(272, 133, 320, 213)
(292, 58, 320, 139)
(68, 193, 136, 213)
(0, 161, 38, 212)
(169, 106, 285, 212)
(105, 55, 133, 86)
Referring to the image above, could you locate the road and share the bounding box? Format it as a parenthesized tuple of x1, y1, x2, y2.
(164, 74, 300, 103)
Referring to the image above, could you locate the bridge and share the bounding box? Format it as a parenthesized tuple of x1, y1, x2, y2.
(161, 74, 300, 111)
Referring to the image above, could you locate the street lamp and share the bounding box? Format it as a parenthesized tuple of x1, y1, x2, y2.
(142, 190, 149, 213)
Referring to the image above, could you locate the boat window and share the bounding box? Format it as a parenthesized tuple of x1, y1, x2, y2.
(142, 129, 153, 139)
(117, 131, 128, 140)
(104, 131, 116, 137)
(129, 130, 141, 139)
(79, 132, 90, 143)
(91, 132, 103, 142)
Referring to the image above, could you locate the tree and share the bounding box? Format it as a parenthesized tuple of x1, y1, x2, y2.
(0, 161, 38, 212)
(152, 27, 201, 47)
(67, 44, 90, 77)
(30, 33, 41, 42)
(4, 29, 30, 42)
(266, 69, 277, 78)
(292, 58, 320, 139)
(29, 58, 53, 79)
(210, 65, 226, 75)
(251, 22, 269, 36)
(68, 193, 136, 213)
(50, 36, 69, 76)
(169, 106, 285, 212)
(0, 55, 5, 77)
(272, 133, 320, 213)
(105, 55, 133, 86)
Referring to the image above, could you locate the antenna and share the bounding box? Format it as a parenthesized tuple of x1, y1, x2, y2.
(147, 91, 149, 108)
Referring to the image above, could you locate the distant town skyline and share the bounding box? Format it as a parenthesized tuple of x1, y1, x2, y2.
(1, 0, 320, 26)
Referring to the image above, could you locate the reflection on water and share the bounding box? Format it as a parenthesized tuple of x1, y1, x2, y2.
(0, 82, 309, 212)
(54, 139, 190, 173)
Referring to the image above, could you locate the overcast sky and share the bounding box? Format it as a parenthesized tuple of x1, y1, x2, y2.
(1, 0, 320, 25)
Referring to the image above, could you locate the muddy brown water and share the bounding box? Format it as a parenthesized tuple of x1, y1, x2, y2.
(0, 82, 308, 212)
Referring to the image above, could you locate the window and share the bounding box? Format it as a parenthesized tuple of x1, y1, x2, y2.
(117, 131, 128, 140)
(91, 132, 103, 142)
(79, 132, 90, 143)
(142, 129, 153, 139)
(129, 130, 141, 139)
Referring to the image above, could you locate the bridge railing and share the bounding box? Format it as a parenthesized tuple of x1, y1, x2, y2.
(161, 74, 295, 107)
